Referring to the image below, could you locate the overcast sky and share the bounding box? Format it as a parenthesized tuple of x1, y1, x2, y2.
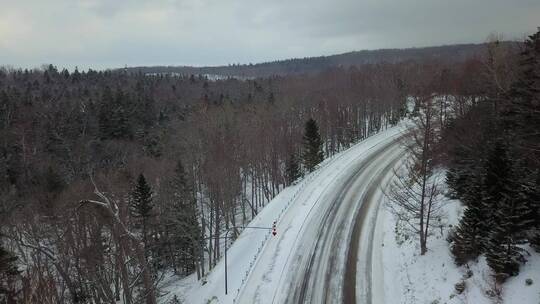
(0, 0, 538, 70)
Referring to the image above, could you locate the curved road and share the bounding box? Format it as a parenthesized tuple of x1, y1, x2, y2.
(237, 131, 405, 304)
(286, 141, 403, 304)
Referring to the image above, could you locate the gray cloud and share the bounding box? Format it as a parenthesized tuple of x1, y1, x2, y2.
(0, 0, 538, 70)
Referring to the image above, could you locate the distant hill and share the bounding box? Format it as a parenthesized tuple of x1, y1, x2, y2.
(124, 42, 508, 78)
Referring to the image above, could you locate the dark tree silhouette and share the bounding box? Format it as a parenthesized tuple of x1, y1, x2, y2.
(302, 118, 324, 172)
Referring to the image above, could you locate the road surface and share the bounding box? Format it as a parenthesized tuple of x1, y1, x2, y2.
(237, 131, 405, 304)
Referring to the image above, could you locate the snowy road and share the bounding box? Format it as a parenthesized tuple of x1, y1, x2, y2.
(174, 126, 406, 304)
(237, 128, 405, 304)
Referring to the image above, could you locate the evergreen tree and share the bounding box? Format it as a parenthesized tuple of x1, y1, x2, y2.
(130, 174, 154, 246)
(99, 89, 132, 140)
(483, 143, 531, 281)
(109, 91, 131, 139)
(485, 196, 529, 282)
(446, 144, 474, 201)
(505, 29, 540, 156)
(285, 152, 301, 185)
(98, 86, 114, 139)
(164, 161, 202, 274)
(478, 141, 513, 249)
(302, 118, 324, 172)
(450, 176, 484, 265)
(500, 28, 540, 253)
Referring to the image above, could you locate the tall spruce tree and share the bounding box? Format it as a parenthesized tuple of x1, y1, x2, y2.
(166, 161, 202, 274)
(302, 118, 324, 172)
(130, 174, 154, 247)
(285, 152, 301, 185)
(505, 29, 540, 156)
(503, 28, 540, 253)
(483, 143, 531, 281)
(99, 89, 132, 140)
(478, 141, 513, 249)
(485, 195, 530, 282)
(450, 176, 484, 265)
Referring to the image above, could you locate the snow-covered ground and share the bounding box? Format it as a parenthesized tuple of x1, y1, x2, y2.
(374, 175, 540, 304)
(160, 125, 406, 303)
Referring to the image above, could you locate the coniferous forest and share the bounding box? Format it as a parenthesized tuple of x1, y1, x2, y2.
(447, 30, 540, 283)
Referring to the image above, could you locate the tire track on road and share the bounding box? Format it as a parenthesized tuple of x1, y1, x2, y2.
(343, 150, 404, 304)
(289, 140, 404, 304)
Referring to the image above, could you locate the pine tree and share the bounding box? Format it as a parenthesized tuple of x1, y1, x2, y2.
(478, 141, 513, 249)
(505, 29, 540, 155)
(446, 145, 473, 201)
(483, 143, 531, 281)
(302, 118, 324, 172)
(99, 89, 132, 140)
(165, 161, 202, 274)
(285, 152, 301, 185)
(485, 196, 529, 282)
(450, 177, 484, 265)
(98, 87, 114, 139)
(130, 174, 154, 246)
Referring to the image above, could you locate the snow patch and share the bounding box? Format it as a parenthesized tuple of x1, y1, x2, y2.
(377, 180, 540, 304)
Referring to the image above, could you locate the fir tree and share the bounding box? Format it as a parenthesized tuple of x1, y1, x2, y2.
(446, 144, 474, 201)
(130, 174, 154, 246)
(504, 29, 540, 167)
(478, 141, 513, 249)
(450, 176, 484, 265)
(485, 196, 529, 282)
(483, 143, 531, 281)
(165, 161, 202, 274)
(285, 152, 301, 185)
(99, 89, 132, 140)
(302, 118, 324, 172)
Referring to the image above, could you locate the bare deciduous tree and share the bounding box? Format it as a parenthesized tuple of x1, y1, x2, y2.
(387, 94, 445, 255)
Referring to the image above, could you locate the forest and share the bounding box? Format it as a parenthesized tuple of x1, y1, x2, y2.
(125, 43, 493, 78)
(0, 32, 534, 303)
(446, 30, 540, 286)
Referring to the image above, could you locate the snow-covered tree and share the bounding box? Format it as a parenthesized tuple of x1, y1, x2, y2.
(387, 94, 444, 255)
(482, 143, 532, 281)
(450, 177, 484, 265)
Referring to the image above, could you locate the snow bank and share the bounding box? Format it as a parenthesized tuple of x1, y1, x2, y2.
(376, 176, 540, 304)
